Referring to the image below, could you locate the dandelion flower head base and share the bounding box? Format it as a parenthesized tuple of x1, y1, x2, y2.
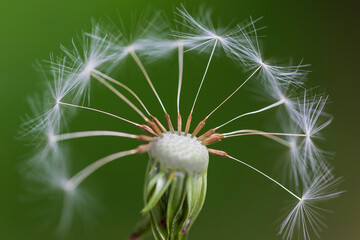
(149, 132, 209, 173)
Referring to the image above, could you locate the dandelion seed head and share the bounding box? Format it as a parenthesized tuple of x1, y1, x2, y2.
(22, 6, 342, 239)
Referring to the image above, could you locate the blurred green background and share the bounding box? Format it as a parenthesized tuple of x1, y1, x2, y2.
(1, 0, 359, 239)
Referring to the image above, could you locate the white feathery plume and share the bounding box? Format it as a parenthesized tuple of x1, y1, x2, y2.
(84, 12, 174, 114)
(274, 84, 303, 118)
(260, 60, 309, 86)
(21, 96, 61, 141)
(233, 17, 310, 79)
(280, 127, 311, 187)
(294, 93, 332, 138)
(287, 136, 305, 185)
(279, 170, 344, 240)
(174, 5, 239, 56)
(20, 57, 74, 147)
(46, 56, 79, 103)
(94, 10, 171, 63)
(230, 17, 265, 67)
(127, 13, 184, 61)
(20, 108, 63, 164)
(292, 93, 333, 172)
(60, 23, 116, 103)
(24, 147, 97, 234)
(233, 18, 309, 96)
(26, 150, 69, 190)
(173, 6, 248, 117)
(137, 38, 180, 60)
(257, 63, 308, 120)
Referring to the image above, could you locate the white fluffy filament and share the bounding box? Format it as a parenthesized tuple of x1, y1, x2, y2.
(206, 65, 262, 119)
(217, 99, 285, 129)
(91, 69, 151, 116)
(227, 154, 301, 201)
(223, 129, 307, 147)
(128, 47, 167, 112)
(58, 101, 140, 127)
(177, 41, 184, 113)
(190, 38, 218, 113)
(223, 129, 307, 138)
(91, 73, 149, 121)
(64, 149, 137, 191)
(51, 131, 137, 142)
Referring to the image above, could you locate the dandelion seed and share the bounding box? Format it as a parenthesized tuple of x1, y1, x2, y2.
(23, 6, 342, 240)
(279, 170, 344, 240)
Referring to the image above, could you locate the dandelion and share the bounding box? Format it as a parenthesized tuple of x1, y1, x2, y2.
(23, 6, 342, 240)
